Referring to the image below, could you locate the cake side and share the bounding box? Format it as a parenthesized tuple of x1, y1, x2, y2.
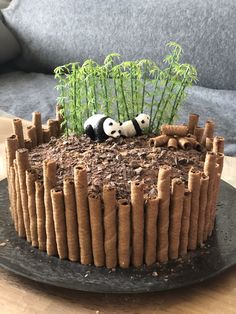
(5, 111, 225, 268)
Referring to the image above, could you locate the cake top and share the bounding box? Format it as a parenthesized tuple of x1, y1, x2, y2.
(28, 134, 204, 199)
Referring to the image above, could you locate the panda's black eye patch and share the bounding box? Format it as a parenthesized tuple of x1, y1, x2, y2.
(118, 130, 121, 133)
(141, 120, 145, 124)
(111, 130, 116, 134)
(109, 122, 113, 126)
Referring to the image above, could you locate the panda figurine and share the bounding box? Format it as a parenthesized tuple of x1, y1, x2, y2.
(121, 113, 150, 137)
(84, 114, 122, 142)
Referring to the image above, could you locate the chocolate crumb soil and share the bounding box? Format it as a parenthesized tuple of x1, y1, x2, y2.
(29, 135, 205, 199)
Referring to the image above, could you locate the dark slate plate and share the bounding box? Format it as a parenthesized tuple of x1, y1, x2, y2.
(0, 179, 236, 293)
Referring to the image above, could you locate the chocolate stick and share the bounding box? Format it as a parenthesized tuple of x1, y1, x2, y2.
(161, 125, 188, 137)
(205, 137, 213, 151)
(194, 127, 204, 143)
(203, 152, 217, 241)
(88, 193, 105, 267)
(167, 137, 178, 150)
(47, 119, 60, 138)
(157, 165, 171, 263)
(51, 187, 68, 259)
(12, 118, 25, 148)
(35, 180, 46, 251)
(188, 113, 199, 134)
(9, 166, 18, 231)
(177, 137, 193, 150)
(187, 167, 201, 250)
(213, 136, 224, 154)
(197, 174, 209, 246)
(32, 112, 43, 145)
(201, 120, 215, 146)
(26, 125, 37, 148)
(179, 190, 191, 257)
(216, 152, 224, 175)
(145, 197, 159, 266)
(24, 139, 32, 151)
(149, 135, 169, 147)
(131, 181, 144, 267)
(26, 169, 38, 247)
(63, 177, 79, 262)
(103, 184, 117, 268)
(42, 128, 51, 143)
(74, 165, 92, 265)
(169, 178, 185, 259)
(5, 135, 19, 170)
(209, 171, 221, 236)
(16, 148, 31, 242)
(13, 160, 25, 238)
(118, 199, 131, 268)
(43, 159, 57, 256)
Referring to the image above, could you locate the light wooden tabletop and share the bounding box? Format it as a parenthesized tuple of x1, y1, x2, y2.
(1, 115, 236, 314)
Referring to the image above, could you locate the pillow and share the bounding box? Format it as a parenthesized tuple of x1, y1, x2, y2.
(0, 18, 20, 64)
(0, 0, 11, 9)
(2, 0, 236, 90)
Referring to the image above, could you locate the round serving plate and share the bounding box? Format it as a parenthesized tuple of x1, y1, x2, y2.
(0, 179, 236, 293)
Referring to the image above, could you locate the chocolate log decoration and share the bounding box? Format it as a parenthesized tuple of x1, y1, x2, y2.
(35, 180, 46, 251)
(177, 137, 193, 150)
(26, 125, 37, 148)
(16, 148, 31, 242)
(43, 159, 58, 256)
(5, 135, 19, 170)
(103, 184, 118, 268)
(169, 178, 185, 259)
(149, 135, 169, 147)
(47, 119, 60, 138)
(157, 165, 171, 262)
(9, 166, 17, 231)
(51, 187, 68, 259)
(179, 189, 192, 257)
(161, 125, 189, 137)
(145, 197, 159, 266)
(63, 177, 79, 262)
(194, 127, 204, 143)
(26, 168, 38, 247)
(74, 165, 92, 265)
(118, 199, 131, 268)
(42, 128, 51, 143)
(12, 118, 25, 148)
(32, 112, 43, 145)
(213, 136, 225, 154)
(203, 152, 217, 241)
(201, 120, 215, 146)
(197, 173, 209, 246)
(24, 139, 32, 151)
(188, 113, 199, 134)
(167, 137, 178, 150)
(205, 137, 213, 151)
(13, 159, 25, 238)
(88, 192, 105, 267)
(188, 167, 201, 250)
(131, 181, 144, 267)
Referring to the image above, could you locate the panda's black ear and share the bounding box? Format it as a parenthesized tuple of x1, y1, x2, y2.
(109, 122, 113, 126)
(119, 122, 123, 125)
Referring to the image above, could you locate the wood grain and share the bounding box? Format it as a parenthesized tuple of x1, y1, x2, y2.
(1, 115, 236, 314)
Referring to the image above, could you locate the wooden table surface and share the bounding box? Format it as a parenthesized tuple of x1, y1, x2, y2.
(1, 115, 236, 314)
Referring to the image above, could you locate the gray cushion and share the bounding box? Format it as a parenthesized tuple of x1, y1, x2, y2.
(0, 18, 20, 64)
(0, 71, 235, 156)
(2, 0, 236, 90)
(0, 0, 11, 9)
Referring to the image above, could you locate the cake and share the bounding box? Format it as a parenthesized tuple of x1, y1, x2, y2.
(5, 111, 224, 269)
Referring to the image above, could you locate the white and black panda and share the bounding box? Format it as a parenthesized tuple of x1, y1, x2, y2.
(84, 114, 122, 142)
(121, 113, 150, 137)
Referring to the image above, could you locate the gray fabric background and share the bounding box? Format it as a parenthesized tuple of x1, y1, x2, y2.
(2, 0, 236, 90)
(0, 71, 235, 155)
(0, 18, 20, 64)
